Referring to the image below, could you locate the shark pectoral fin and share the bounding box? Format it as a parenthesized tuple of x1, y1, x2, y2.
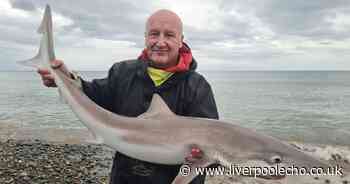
(172, 145, 211, 184)
(172, 159, 212, 184)
(138, 94, 175, 119)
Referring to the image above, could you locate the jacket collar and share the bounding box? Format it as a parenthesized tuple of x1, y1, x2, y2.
(138, 42, 194, 73)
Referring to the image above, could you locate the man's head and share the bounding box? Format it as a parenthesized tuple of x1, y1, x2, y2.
(145, 9, 184, 69)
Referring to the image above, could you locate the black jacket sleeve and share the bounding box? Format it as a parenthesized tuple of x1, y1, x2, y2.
(81, 64, 119, 112)
(186, 75, 219, 120)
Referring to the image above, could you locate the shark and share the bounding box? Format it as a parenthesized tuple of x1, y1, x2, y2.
(21, 5, 332, 184)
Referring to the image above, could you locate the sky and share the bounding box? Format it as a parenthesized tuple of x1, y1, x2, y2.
(1, 0, 350, 71)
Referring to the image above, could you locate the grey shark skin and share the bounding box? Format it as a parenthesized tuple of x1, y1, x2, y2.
(23, 5, 332, 184)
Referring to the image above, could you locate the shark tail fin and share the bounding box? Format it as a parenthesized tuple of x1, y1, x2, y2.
(17, 4, 54, 69)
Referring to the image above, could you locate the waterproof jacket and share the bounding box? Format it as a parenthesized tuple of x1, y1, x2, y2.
(81, 59, 219, 184)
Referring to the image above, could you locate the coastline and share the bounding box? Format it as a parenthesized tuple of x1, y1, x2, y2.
(0, 124, 349, 184)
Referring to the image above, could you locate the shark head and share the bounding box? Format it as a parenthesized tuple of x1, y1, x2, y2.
(261, 141, 331, 177)
(209, 123, 331, 179)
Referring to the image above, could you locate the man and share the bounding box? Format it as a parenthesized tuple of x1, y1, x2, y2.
(38, 9, 218, 184)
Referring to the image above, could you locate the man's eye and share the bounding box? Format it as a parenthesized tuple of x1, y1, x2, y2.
(149, 32, 158, 36)
(166, 33, 175, 37)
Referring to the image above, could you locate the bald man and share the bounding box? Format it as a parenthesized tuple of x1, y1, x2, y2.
(38, 9, 218, 184)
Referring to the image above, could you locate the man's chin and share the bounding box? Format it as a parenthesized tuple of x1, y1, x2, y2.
(149, 58, 170, 68)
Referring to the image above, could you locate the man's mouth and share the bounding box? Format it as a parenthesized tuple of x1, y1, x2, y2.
(152, 50, 168, 53)
(152, 50, 168, 56)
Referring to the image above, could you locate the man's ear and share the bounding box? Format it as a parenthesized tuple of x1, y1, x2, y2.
(180, 35, 184, 47)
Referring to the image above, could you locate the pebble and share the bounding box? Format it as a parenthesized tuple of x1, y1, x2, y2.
(0, 139, 114, 184)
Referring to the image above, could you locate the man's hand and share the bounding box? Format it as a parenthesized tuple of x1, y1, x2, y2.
(37, 60, 71, 87)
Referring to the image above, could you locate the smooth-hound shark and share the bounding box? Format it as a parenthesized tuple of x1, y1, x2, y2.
(21, 5, 333, 184)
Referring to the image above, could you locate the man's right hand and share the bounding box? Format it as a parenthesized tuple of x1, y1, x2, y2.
(37, 60, 71, 87)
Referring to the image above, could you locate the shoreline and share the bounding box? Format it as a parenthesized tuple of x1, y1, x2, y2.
(0, 121, 96, 144)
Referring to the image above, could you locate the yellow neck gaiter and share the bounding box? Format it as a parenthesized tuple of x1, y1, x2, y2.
(147, 67, 174, 87)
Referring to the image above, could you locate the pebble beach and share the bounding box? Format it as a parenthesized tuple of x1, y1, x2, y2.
(0, 139, 113, 184)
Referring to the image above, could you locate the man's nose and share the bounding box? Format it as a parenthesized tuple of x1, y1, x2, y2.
(155, 35, 167, 47)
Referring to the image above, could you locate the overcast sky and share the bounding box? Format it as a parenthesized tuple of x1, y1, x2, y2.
(1, 0, 350, 71)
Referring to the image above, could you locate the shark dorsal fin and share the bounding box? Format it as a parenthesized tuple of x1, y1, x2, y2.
(138, 94, 175, 119)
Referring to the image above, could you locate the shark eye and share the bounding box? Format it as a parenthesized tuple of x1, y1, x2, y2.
(270, 155, 282, 164)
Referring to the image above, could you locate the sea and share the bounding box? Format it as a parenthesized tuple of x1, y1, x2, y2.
(0, 71, 349, 146)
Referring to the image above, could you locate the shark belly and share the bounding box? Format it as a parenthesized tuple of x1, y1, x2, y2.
(105, 134, 186, 164)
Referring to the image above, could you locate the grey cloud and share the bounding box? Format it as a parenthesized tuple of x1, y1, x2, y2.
(10, 0, 37, 11)
(0, 12, 40, 47)
(184, 16, 254, 50)
(221, 0, 350, 40)
(4, 0, 350, 71)
(9, 0, 256, 50)
(255, 1, 335, 37)
(9, 0, 151, 47)
(8, 0, 350, 45)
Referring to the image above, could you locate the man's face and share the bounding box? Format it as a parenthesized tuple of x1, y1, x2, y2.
(145, 13, 183, 69)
